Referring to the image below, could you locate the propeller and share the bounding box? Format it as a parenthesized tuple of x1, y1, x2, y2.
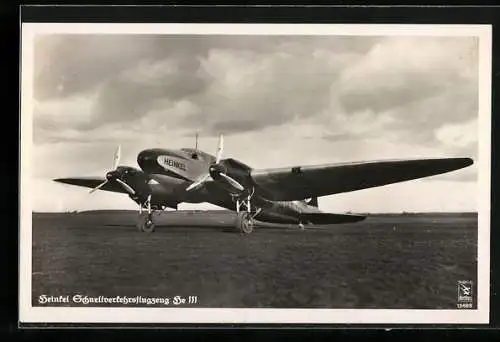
(116, 178, 136, 195)
(215, 134, 223, 163)
(219, 173, 244, 191)
(185, 134, 244, 192)
(185, 173, 211, 192)
(89, 145, 136, 195)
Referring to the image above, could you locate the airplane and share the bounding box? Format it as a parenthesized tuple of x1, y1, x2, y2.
(53, 134, 474, 234)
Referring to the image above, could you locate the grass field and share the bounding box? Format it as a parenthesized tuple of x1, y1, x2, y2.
(31, 211, 477, 309)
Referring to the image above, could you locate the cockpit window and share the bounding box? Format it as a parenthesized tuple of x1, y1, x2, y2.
(182, 148, 200, 160)
(181, 148, 216, 162)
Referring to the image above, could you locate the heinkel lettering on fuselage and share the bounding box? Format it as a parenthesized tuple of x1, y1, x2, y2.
(157, 156, 187, 172)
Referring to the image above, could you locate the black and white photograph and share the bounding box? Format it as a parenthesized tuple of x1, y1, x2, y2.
(20, 23, 491, 324)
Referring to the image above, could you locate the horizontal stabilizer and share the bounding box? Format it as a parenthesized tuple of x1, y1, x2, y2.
(300, 212, 366, 225)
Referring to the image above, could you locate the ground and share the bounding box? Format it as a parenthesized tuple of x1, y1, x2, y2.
(31, 211, 477, 309)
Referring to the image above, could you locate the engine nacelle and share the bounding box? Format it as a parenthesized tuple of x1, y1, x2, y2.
(113, 166, 153, 205)
(209, 158, 253, 194)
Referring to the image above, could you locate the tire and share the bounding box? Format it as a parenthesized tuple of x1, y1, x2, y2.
(236, 212, 254, 235)
(137, 213, 155, 233)
(136, 214, 146, 232)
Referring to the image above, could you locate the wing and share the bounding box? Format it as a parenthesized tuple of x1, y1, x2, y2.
(251, 157, 473, 201)
(53, 177, 129, 194)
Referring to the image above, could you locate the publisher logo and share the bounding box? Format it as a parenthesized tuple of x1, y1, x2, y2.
(457, 280, 473, 308)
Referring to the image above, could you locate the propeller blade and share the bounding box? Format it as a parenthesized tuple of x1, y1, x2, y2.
(116, 178, 136, 195)
(215, 134, 224, 164)
(112, 145, 121, 170)
(219, 173, 244, 191)
(89, 180, 108, 194)
(186, 173, 211, 192)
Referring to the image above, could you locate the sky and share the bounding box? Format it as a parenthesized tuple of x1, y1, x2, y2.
(30, 34, 479, 213)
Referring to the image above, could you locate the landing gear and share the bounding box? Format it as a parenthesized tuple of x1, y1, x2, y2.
(298, 222, 305, 231)
(136, 194, 155, 233)
(233, 188, 260, 235)
(236, 212, 254, 235)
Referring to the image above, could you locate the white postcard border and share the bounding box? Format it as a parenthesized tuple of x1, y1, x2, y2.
(19, 23, 492, 324)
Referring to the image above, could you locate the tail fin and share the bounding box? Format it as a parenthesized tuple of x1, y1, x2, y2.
(305, 197, 318, 208)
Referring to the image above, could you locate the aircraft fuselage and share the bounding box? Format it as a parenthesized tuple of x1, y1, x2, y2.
(136, 147, 316, 224)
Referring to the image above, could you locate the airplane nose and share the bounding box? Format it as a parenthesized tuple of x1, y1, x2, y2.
(137, 150, 156, 169)
(137, 150, 149, 164)
(106, 171, 119, 180)
(209, 163, 225, 174)
(209, 163, 227, 179)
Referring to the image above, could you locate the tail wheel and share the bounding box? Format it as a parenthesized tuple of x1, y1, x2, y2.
(236, 212, 254, 235)
(137, 213, 155, 233)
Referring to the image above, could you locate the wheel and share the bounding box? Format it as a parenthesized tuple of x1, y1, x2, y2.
(298, 222, 305, 231)
(236, 212, 254, 235)
(143, 216, 155, 233)
(136, 213, 155, 233)
(136, 213, 147, 232)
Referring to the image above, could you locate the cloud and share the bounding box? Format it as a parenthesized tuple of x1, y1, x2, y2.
(435, 118, 478, 149)
(331, 37, 478, 147)
(34, 35, 478, 144)
(34, 35, 382, 139)
(34, 35, 157, 100)
(338, 37, 477, 113)
(29, 34, 480, 212)
(33, 93, 98, 142)
(322, 179, 477, 213)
